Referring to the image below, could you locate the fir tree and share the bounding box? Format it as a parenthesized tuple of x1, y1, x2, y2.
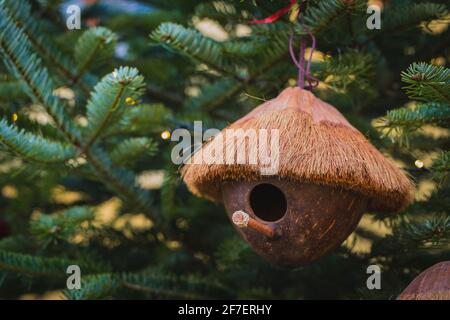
(0, 0, 448, 299)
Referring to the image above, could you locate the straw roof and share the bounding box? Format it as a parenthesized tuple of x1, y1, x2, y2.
(181, 87, 414, 213)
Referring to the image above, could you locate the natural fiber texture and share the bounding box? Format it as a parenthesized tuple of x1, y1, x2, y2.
(181, 87, 414, 213)
(398, 261, 450, 300)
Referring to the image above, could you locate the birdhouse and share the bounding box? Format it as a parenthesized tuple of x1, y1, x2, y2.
(181, 87, 414, 266)
(398, 261, 450, 300)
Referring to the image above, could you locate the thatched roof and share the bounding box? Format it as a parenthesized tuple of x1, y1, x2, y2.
(181, 87, 414, 213)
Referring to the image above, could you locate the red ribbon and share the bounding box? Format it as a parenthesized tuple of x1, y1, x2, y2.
(250, 0, 297, 24)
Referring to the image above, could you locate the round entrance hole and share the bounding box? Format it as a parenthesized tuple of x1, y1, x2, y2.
(249, 183, 287, 222)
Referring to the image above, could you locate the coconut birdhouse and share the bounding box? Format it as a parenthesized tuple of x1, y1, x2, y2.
(398, 261, 450, 300)
(181, 87, 414, 266)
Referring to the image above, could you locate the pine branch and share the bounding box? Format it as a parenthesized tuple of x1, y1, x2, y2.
(109, 103, 172, 137)
(215, 237, 253, 272)
(151, 18, 290, 112)
(146, 83, 184, 108)
(121, 271, 230, 299)
(222, 38, 268, 58)
(0, 5, 81, 143)
(84, 148, 156, 222)
(401, 63, 450, 104)
(10, 115, 68, 142)
(303, 0, 365, 34)
(0, 11, 160, 230)
(30, 206, 94, 245)
(160, 166, 179, 219)
(107, 9, 185, 35)
(383, 2, 448, 34)
(0, 250, 104, 276)
(74, 27, 117, 82)
(249, 23, 290, 65)
(0, 0, 87, 89)
(151, 23, 244, 80)
(0, 119, 76, 164)
(64, 270, 230, 299)
(180, 26, 289, 113)
(318, 51, 374, 91)
(431, 150, 450, 182)
(110, 137, 157, 165)
(0, 80, 27, 100)
(195, 1, 243, 22)
(392, 214, 450, 248)
(188, 54, 288, 115)
(36, 0, 64, 9)
(411, 185, 450, 215)
(84, 67, 145, 149)
(379, 102, 450, 133)
(63, 273, 120, 300)
(251, 21, 291, 36)
(184, 78, 241, 112)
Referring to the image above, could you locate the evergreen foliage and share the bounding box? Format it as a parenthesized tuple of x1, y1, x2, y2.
(0, 0, 448, 299)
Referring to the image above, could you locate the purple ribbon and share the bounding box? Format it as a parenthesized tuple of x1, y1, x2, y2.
(289, 26, 319, 90)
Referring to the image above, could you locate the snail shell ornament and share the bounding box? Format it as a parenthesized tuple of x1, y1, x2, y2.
(181, 87, 414, 266)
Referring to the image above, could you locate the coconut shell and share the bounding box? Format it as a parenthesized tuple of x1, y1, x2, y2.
(222, 179, 366, 265)
(398, 261, 450, 300)
(182, 87, 414, 213)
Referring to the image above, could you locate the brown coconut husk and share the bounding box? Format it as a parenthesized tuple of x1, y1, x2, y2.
(398, 261, 450, 300)
(181, 87, 414, 213)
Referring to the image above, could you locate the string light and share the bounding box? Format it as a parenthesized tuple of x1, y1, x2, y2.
(125, 97, 137, 106)
(12, 113, 18, 123)
(288, 78, 297, 86)
(289, 2, 300, 22)
(161, 130, 171, 140)
(414, 160, 424, 169)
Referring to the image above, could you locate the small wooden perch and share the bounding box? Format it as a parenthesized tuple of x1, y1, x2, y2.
(232, 210, 279, 239)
